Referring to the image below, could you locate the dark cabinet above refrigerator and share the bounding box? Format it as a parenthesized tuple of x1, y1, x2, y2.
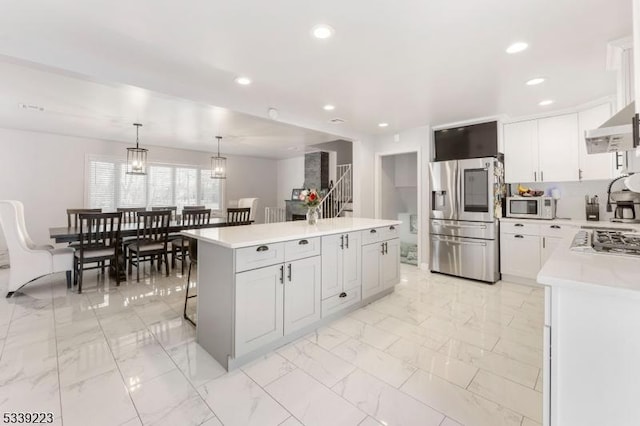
(434, 121, 498, 161)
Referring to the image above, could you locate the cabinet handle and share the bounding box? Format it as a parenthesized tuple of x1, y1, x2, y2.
(514, 235, 524, 239)
(384, 242, 388, 254)
(534, 171, 537, 182)
(515, 223, 524, 227)
(381, 242, 385, 255)
(543, 236, 546, 249)
(339, 292, 347, 298)
(578, 169, 583, 180)
(340, 235, 344, 249)
(550, 225, 561, 229)
(370, 229, 377, 234)
(287, 263, 292, 282)
(541, 171, 544, 182)
(389, 225, 395, 230)
(616, 152, 625, 170)
(633, 113, 639, 148)
(345, 234, 349, 249)
(257, 245, 269, 252)
(298, 239, 309, 245)
(279, 265, 284, 283)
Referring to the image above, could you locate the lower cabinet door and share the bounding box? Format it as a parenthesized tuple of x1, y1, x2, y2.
(381, 238, 400, 289)
(362, 242, 382, 299)
(235, 264, 284, 356)
(284, 256, 321, 335)
(500, 233, 541, 279)
(342, 231, 362, 291)
(541, 236, 562, 266)
(321, 234, 343, 299)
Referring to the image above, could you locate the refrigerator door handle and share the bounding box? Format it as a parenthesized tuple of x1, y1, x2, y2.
(432, 235, 487, 247)
(455, 163, 462, 220)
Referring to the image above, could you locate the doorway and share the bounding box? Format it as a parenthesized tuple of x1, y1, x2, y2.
(377, 152, 419, 266)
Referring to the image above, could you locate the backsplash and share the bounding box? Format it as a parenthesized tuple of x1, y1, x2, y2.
(510, 180, 617, 221)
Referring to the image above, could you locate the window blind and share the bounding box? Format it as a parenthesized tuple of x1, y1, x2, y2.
(86, 157, 223, 212)
(88, 160, 116, 210)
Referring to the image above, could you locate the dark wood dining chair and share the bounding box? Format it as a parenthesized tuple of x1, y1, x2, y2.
(127, 210, 172, 282)
(291, 214, 306, 221)
(117, 207, 147, 223)
(151, 206, 177, 221)
(73, 212, 122, 293)
(182, 205, 206, 210)
(227, 207, 251, 226)
(171, 209, 211, 274)
(67, 208, 102, 228)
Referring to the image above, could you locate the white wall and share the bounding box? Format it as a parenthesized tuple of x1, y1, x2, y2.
(276, 156, 305, 208)
(512, 179, 618, 221)
(0, 127, 278, 248)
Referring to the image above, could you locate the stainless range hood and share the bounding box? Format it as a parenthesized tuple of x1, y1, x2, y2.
(585, 102, 639, 154)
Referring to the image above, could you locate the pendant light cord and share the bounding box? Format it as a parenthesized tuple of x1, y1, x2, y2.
(216, 136, 222, 156)
(133, 123, 143, 149)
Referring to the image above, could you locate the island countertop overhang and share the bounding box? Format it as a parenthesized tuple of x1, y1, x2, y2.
(181, 217, 402, 249)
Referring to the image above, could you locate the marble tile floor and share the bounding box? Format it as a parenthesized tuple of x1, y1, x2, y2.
(0, 263, 544, 426)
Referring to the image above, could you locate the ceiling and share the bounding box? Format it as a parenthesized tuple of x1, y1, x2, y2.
(0, 0, 633, 144)
(0, 58, 343, 158)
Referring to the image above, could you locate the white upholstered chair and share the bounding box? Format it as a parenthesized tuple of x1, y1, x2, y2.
(0, 200, 74, 296)
(237, 198, 259, 222)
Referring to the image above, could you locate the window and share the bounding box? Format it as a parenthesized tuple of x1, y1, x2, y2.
(86, 156, 224, 212)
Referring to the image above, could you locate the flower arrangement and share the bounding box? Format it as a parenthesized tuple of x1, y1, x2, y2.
(302, 189, 321, 208)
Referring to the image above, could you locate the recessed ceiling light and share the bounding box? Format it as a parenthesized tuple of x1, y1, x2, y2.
(234, 76, 252, 85)
(506, 42, 528, 54)
(378, 122, 389, 128)
(323, 104, 335, 111)
(526, 77, 545, 86)
(311, 24, 335, 39)
(539, 99, 554, 106)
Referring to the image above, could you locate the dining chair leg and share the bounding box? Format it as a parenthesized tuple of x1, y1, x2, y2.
(136, 252, 140, 283)
(172, 245, 177, 268)
(78, 264, 83, 293)
(66, 271, 71, 289)
(114, 257, 120, 286)
(164, 252, 170, 276)
(184, 262, 196, 326)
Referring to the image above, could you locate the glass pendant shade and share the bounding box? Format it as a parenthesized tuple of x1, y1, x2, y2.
(210, 136, 227, 179)
(126, 123, 148, 175)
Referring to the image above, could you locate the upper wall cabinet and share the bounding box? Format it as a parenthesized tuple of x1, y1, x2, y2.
(577, 103, 617, 180)
(537, 113, 580, 182)
(504, 120, 539, 183)
(503, 102, 615, 183)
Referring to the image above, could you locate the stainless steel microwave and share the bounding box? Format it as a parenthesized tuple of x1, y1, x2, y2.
(506, 197, 556, 220)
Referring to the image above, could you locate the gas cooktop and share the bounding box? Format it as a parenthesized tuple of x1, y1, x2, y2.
(570, 228, 640, 257)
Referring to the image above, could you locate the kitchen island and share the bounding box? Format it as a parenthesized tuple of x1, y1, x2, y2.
(182, 217, 401, 370)
(537, 225, 640, 426)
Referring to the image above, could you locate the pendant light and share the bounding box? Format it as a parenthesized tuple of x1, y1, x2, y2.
(126, 123, 148, 175)
(210, 136, 227, 179)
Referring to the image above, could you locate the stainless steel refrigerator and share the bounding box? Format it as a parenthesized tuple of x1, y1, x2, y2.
(429, 157, 503, 283)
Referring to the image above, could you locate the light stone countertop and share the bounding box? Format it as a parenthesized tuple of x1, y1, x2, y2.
(500, 216, 640, 230)
(182, 217, 401, 249)
(536, 222, 640, 298)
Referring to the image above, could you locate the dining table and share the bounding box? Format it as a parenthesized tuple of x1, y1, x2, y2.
(48, 217, 231, 244)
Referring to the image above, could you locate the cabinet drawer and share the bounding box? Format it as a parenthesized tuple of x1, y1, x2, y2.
(500, 233, 541, 279)
(379, 224, 399, 241)
(361, 227, 384, 244)
(502, 221, 541, 236)
(321, 288, 361, 318)
(540, 223, 576, 238)
(235, 242, 285, 273)
(285, 237, 321, 262)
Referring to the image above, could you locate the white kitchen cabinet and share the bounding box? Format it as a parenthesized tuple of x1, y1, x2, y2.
(381, 239, 400, 289)
(500, 233, 541, 279)
(578, 103, 616, 180)
(321, 232, 361, 299)
(284, 255, 321, 334)
(537, 114, 580, 182)
(501, 220, 578, 282)
(362, 238, 401, 299)
(504, 104, 618, 183)
(504, 120, 539, 183)
(235, 264, 284, 356)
